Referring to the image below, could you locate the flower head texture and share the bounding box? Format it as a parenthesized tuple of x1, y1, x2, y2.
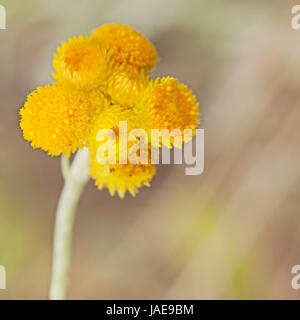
(139, 77, 199, 148)
(107, 64, 148, 107)
(19, 23, 200, 197)
(20, 84, 92, 156)
(90, 159, 156, 198)
(91, 23, 158, 70)
(53, 36, 111, 89)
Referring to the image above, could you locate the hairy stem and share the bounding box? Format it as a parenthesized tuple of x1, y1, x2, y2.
(49, 148, 90, 300)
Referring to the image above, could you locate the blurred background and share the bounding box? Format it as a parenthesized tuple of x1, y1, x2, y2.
(0, 0, 300, 299)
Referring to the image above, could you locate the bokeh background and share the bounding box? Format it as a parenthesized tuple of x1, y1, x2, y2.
(0, 0, 300, 299)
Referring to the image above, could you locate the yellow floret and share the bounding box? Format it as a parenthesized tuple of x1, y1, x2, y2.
(52, 35, 112, 89)
(90, 159, 156, 198)
(86, 104, 135, 153)
(20, 83, 93, 156)
(107, 64, 148, 107)
(91, 23, 158, 70)
(140, 77, 200, 148)
(85, 88, 112, 121)
(87, 104, 143, 161)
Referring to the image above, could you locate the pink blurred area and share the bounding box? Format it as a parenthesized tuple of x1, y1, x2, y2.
(0, 0, 300, 299)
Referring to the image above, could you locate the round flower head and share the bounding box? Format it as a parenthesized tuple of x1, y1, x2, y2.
(20, 83, 92, 156)
(141, 77, 199, 148)
(91, 23, 158, 70)
(86, 104, 141, 158)
(87, 105, 155, 197)
(107, 64, 148, 107)
(53, 35, 111, 89)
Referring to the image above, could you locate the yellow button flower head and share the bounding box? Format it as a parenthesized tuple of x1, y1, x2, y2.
(91, 23, 158, 70)
(19, 23, 200, 198)
(53, 35, 111, 89)
(140, 77, 199, 148)
(107, 64, 148, 107)
(20, 83, 92, 156)
(87, 105, 155, 197)
(86, 104, 133, 156)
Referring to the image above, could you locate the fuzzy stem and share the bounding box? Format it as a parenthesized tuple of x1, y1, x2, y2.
(49, 148, 90, 300)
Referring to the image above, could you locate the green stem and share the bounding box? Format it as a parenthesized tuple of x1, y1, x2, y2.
(49, 148, 90, 300)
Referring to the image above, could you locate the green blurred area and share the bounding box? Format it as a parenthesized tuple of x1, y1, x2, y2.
(0, 0, 300, 299)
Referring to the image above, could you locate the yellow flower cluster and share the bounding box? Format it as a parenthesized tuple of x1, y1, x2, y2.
(20, 23, 199, 197)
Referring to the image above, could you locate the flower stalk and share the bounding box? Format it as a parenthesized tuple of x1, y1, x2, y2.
(49, 148, 90, 300)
